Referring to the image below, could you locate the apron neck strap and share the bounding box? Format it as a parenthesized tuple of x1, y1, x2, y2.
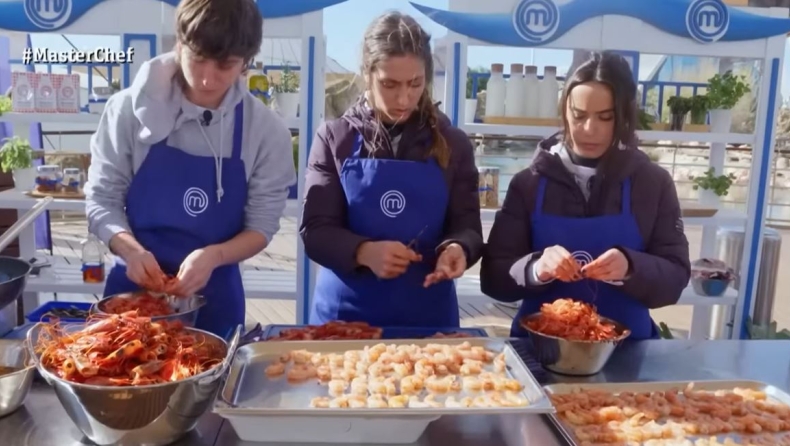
(231, 101, 244, 160)
(351, 133, 364, 158)
(534, 177, 548, 216)
(620, 177, 631, 215)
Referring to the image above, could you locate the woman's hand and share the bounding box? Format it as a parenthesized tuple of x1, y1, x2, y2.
(170, 247, 222, 296)
(535, 245, 582, 282)
(356, 241, 422, 279)
(582, 249, 630, 282)
(125, 250, 166, 291)
(424, 243, 466, 287)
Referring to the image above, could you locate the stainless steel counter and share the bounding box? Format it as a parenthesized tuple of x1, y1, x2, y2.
(215, 340, 790, 445)
(0, 383, 224, 445)
(5, 340, 790, 445)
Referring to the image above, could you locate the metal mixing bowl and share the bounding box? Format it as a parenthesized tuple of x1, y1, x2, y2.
(0, 339, 35, 417)
(519, 313, 631, 376)
(26, 322, 240, 446)
(91, 291, 207, 327)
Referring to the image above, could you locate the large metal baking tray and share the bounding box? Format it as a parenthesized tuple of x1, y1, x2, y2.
(215, 338, 554, 416)
(544, 380, 790, 446)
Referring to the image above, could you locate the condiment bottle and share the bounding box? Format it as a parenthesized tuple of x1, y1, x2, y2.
(505, 63, 526, 118)
(524, 65, 540, 118)
(484, 63, 506, 117)
(81, 235, 105, 283)
(539, 66, 560, 118)
(248, 62, 270, 106)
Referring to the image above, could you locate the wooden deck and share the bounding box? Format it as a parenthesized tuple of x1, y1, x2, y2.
(35, 218, 517, 335)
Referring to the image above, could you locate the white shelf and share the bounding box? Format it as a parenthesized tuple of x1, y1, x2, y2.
(463, 123, 755, 145)
(1, 112, 301, 130)
(682, 208, 747, 226)
(481, 207, 746, 227)
(0, 112, 101, 124)
(679, 284, 737, 306)
(0, 188, 302, 216)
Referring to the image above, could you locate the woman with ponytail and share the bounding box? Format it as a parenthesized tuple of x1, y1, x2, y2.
(300, 12, 483, 327)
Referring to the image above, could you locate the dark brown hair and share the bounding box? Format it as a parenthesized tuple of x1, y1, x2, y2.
(176, 0, 262, 64)
(361, 12, 449, 168)
(560, 51, 638, 149)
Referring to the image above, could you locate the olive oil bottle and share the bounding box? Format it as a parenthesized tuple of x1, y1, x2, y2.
(248, 62, 270, 105)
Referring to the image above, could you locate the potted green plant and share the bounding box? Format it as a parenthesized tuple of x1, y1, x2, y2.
(691, 167, 737, 207)
(0, 136, 35, 190)
(0, 95, 11, 116)
(689, 94, 710, 127)
(706, 71, 750, 133)
(667, 96, 692, 131)
(272, 64, 300, 119)
(637, 107, 656, 130)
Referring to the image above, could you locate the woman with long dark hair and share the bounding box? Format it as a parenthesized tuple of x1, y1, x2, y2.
(300, 12, 483, 327)
(481, 52, 690, 339)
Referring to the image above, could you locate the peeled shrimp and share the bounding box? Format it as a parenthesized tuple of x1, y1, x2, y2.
(400, 375, 424, 395)
(310, 396, 331, 408)
(286, 364, 316, 383)
(328, 379, 347, 397)
(426, 375, 458, 394)
(388, 395, 409, 408)
(367, 395, 388, 408)
(265, 362, 285, 377)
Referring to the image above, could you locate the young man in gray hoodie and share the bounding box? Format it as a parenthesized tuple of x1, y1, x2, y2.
(84, 0, 296, 338)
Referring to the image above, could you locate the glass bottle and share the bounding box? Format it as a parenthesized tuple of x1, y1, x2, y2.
(248, 62, 270, 106)
(484, 63, 506, 117)
(81, 235, 105, 283)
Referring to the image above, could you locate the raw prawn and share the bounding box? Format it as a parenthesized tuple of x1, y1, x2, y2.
(34, 311, 223, 386)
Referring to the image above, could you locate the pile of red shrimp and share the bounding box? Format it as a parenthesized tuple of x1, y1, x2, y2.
(34, 311, 225, 386)
(523, 298, 621, 341)
(102, 292, 174, 317)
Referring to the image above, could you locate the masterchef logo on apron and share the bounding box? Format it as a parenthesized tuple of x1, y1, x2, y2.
(380, 190, 406, 218)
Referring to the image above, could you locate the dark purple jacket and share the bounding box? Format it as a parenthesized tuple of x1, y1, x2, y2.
(481, 135, 691, 309)
(300, 100, 483, 274)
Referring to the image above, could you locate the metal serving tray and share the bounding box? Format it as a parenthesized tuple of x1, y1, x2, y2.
(544, 380, 790, 446)
(216, 338, 554, 417)
(261, 324, 488, 340)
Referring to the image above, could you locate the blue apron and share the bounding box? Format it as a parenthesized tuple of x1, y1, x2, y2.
(103, 102, 248, 340)
(309, 133, 460, 327)
(511, 177, 659, 340)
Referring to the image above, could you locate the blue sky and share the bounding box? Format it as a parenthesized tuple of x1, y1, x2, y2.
(28, 0, 790, 98)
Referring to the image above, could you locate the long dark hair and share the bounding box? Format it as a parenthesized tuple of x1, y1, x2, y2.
(361, 12, 449, 168)
(560, 52, 638, 149)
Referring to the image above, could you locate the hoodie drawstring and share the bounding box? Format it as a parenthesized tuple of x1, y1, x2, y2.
(197, 110, 225, 202)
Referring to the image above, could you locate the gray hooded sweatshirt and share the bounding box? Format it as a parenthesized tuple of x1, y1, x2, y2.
(85, 52, 297, 247)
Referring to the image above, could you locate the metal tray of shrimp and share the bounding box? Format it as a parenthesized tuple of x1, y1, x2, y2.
(215, 337, 554, 417)
(543, 380, 790, 446)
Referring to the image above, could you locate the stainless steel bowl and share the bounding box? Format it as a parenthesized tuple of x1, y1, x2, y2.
(26, 322, 240, 446)
(91, 291, 207, 327)
(520, 313, 631, 376)
(0, 339, 35, 417)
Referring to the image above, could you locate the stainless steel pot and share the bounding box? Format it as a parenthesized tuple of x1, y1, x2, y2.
(519, 313, 631, 376)
(26, 322, 241, 446)
(91, 291, 207, 327)
(0, 197, 53, 336)
(0, 339, 35, 417)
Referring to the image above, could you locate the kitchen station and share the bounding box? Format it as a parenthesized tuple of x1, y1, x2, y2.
(2, 0, 790, 446)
